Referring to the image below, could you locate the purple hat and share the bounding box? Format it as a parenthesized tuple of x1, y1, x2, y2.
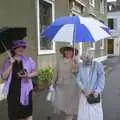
(12, 40, 27, 49)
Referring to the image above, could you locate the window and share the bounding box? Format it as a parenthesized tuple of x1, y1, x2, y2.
(89, 0, 95, 7)
(108, 18, 114, 29)
(89, 43, 95, 50)
(71, 1, 85, 15)
(108, 18, 117, 30)
(37, 0, 55, 55)
(108, 5, 112, 11)
(100, 40, 104, 49)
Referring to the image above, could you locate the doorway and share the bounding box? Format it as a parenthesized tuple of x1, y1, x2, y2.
(108, 39, 114, 55)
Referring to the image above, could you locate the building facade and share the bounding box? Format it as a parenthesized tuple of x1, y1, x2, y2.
(107, 0, 120, 56)
(0, 0, 108, 69)
(37, 0, 108, 68)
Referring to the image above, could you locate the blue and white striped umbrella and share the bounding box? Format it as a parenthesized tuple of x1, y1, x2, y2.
(41, 16, 111, 43)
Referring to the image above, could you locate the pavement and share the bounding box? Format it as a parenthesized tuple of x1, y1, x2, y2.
(103, 56, 120, 120)
(0, 56, 120, 120)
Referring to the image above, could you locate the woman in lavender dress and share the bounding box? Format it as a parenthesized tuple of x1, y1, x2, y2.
(1, 40, 37, 120)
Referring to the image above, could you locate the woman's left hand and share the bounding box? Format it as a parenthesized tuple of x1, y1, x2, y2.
(83, 90, 92, 97)
(93, 91, 99, 97)
(72, 57, 78, 64)
(18, 73, 28, 79)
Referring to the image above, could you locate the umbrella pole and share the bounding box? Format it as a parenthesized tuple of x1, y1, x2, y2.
(73, 24, 76, 58)
(72, 25, 76, 73)
(0, 41, 12, 60)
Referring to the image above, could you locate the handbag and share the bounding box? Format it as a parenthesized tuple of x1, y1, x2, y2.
(86, 62, 101, 104)
(87, 93, 100, 104)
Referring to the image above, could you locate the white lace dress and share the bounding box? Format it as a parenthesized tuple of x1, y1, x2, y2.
(77, 65, 103, 120)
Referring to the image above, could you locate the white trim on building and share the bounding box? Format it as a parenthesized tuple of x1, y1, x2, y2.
(75, 0, 86, 7)
(100, 39, 105, 50)
(37, 0, 56, 55)
(89, 0, 95, 7)
(89, 43, 95, 50)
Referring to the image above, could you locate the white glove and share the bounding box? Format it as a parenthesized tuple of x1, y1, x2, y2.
(94, 92, 99, 98)
(49, 85, 55, 92)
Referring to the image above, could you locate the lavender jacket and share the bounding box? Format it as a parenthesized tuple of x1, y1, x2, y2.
(1, 56, 36, 105)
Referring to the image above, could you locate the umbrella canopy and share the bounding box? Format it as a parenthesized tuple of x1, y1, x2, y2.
(41, 16, 111, 43)
(0, 27, 27, 54)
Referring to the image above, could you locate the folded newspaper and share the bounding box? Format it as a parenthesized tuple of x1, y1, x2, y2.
(46, 85, 55, 103)
(0, 83, 7, 101)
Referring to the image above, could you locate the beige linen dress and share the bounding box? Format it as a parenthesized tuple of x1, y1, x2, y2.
(53, 58, 80, 115)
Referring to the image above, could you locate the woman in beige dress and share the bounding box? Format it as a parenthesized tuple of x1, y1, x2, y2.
(52, 46, 80, 120)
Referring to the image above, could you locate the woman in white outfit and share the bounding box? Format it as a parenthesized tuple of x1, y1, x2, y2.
(76, 52, 105, 120)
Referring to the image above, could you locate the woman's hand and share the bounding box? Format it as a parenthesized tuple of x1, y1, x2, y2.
(18, 71, 37, 79)
(83, 90, 92, 97)
(18, 72, 28, 79)
(93, 91, 99, 97)
(9, 56, 20, 64)
(9, 57, 15, 64)
(18, 73, 27, 79)
(14, 56, 21, 62)
(72, 57, 78, 64)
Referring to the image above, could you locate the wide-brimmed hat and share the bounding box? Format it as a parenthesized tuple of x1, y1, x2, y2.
(60, 46, 78, 56)
(12, 40, 27, 49)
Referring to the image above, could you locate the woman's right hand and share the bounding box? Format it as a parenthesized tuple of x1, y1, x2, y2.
(9, 56, 20, 64)
(83, 90, 91, 97)
(9, 57, 15, 64)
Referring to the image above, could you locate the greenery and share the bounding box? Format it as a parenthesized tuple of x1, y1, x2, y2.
(35, 66, 54, 86)
(82, 42, 89, 47)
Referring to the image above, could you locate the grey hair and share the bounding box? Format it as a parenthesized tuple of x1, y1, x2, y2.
(80, 47, 94, 60)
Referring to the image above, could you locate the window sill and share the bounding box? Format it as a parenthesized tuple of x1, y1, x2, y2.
(38, 50, 56, 55)
(100, 47, 104, 50)
(89, 47, 95, 50)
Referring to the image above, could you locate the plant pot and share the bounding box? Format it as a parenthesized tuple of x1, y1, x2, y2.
(33, 81, 50, 92)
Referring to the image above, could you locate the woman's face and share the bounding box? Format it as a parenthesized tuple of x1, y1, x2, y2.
(64, 50, 73, 59)
(14, 46, 25, 56)
(81, 55, 93, 65)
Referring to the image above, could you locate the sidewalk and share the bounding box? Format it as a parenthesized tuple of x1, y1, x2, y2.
(0, 89, 64, 120)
